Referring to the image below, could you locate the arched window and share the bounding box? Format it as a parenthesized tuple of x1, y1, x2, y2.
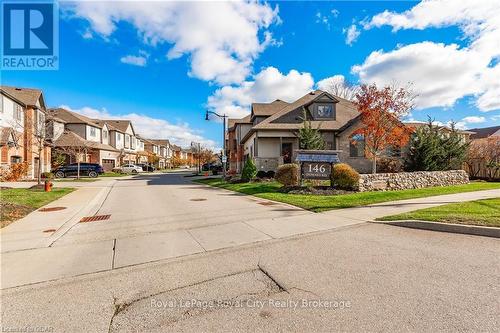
(349, 134, 365, 157)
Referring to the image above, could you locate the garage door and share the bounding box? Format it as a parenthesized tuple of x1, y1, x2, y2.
(102, 159, 115, 171)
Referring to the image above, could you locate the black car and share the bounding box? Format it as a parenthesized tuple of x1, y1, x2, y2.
(136, 163, 155, 172)
(53, 163, 104, 178)
(202, 162, 223, 173)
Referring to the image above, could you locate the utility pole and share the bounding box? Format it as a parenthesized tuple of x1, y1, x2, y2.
(205, 110, 227, 178)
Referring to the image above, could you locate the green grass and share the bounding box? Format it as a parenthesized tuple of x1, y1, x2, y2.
(0, 187, 75, 227)
(195, 179, 500, 213)
(378, 198, 500, 227)
(99, 172, 128, 177)
(54, 178, 99, 182)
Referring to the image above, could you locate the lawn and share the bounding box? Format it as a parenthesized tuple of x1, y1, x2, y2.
(0, 188, 75, 228)
(195, 179, 500, 213)
(54, 178, 99, 182)
(99, 172, 129, 177)
(378, 198, 500, 227)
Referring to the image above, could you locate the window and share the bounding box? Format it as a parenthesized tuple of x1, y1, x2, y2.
(125, 135, 130, 147)
(14, 104, 23, 121)
(117, 134, 121, 142)
(10, 156, 22, 164)
(314, 104, 334, 119)
(89, 127, 96, 137)
(349, 134, 365, 157)
(103, 130, 108, 140)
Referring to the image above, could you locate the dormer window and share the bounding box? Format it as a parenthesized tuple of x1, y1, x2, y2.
(314, 103, 335, 119)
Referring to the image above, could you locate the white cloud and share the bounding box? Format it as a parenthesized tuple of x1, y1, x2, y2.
(65, 1, 279, 85)
(356, 0, 500, 111)
(331, 9, 340, 18)
(60, 105, 218, 151)
(352, 42, 487, 109)
(120, 54, 147, 67)
(207, 66, 314, 119)
(462, 116, 486, 124)
(343, 25, 360, 46)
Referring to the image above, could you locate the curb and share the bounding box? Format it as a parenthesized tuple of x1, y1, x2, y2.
(375, 220, 500, 238)
(41, 183, 116, 247)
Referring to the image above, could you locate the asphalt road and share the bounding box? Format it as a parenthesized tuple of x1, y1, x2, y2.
(1, 172, 499, 332)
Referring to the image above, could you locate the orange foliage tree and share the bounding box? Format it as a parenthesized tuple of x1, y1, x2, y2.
(353, 83, 415, 174)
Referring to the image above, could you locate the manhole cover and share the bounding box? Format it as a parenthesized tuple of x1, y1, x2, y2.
(190, 198, 207, 201)
(39, 207, 66, 212)
(43, 229, 56, 233)
(257, 201, 277, 206)
(80, 215, 111, 223)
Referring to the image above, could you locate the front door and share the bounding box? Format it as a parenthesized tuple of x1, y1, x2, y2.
(281, 143, 293, 164)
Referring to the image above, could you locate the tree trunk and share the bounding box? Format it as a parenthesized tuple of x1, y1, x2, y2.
(372, 156, 377, 174)
(37, 147, 42, 185)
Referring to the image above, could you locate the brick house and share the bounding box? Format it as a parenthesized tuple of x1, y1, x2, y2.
(50, 108, 120, 170)
(0, 86, 51, 179)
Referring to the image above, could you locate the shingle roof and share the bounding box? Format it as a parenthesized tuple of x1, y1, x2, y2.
(251, 99, 289, 117)
(468, 125, 500, 139)
(50, 108, 103, 128)
(148, 139, 170, 147)
(228, 114, 251, 129)
(102, 120, 133, 133)
(1, 85, 43, 107)
(53, 131, 117, 151)
(253, 90, 359, 130)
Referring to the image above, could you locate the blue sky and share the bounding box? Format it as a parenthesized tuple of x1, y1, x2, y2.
(3, 0, 500, 149)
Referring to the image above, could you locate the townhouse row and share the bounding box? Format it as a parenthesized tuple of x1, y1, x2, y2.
(0, 85, 196, 179)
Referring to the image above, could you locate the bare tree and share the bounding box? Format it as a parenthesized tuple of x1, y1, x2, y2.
(53, 131, 92, 179)
(10, 107, 52, 184)
(323, 77, 360, 101)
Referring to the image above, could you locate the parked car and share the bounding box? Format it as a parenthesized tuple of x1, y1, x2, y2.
(202, 162, 223, 173)
(116, 164, 143, 174)
(53, 163, 104, 178)
(136, 163, 155, 172)
(179, 165, 191, 169)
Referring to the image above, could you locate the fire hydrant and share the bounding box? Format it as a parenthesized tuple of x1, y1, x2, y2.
(44, 180, 52, 192)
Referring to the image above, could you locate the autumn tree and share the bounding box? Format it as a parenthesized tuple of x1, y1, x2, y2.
(465, 137, 500, 179)
(354, 83, 415, 174)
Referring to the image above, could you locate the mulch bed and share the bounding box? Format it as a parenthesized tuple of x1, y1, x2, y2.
(278, 186, 355, 195)
(0, 202, 34, 228)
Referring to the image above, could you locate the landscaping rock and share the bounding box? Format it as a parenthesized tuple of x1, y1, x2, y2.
(358, 170, 469, 192)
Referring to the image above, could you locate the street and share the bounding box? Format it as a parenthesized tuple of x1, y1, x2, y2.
(1, 172, 499, 332)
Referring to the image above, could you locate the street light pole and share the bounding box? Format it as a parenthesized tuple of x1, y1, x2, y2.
(205, 110, 227, 178)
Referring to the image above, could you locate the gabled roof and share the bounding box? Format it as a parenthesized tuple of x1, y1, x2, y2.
(468, 125, 500, 139)
(251, 99, 289, 117)
(53, 131, 118, 151)
(253, 90, 359, 130)
(50, 108, 103, 128)
(148, 139, 170, 147)
(1, 85, 44, 108)
(99, 120, 135, 135)
(228, 114, 251, 129)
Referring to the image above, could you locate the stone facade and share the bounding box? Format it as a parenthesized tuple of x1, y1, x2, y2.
(358, 170, 469, 192)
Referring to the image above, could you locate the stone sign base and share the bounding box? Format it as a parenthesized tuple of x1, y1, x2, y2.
(358, 170, 469, 192)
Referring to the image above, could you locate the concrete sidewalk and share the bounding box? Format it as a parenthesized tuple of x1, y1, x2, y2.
(0, 185, 113, 253)
(2, 188, 498, 289)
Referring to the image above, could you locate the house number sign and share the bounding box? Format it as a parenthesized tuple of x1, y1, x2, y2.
(295, 150, 341, 182)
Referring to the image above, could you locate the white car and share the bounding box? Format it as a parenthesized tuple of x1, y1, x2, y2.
(120, 164, 143, 174)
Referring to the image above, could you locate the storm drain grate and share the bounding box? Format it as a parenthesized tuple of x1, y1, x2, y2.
(80, 215, 111, 223)
(43, 229, 56, 233)
(39, 207, 66, 212)
(190, 198, 207, 201)
(257, 201, 277, 206)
